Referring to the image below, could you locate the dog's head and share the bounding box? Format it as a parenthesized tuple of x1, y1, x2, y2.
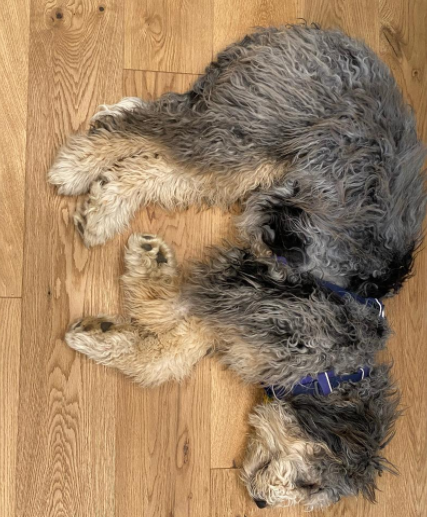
(242, 376, 398, 509)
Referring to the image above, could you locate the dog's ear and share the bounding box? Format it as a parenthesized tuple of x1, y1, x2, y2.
(289, 381, 399, 500)
(262, 202, 308, 265)
(239, 185, 311, 265)
(247, 188, 308, 265)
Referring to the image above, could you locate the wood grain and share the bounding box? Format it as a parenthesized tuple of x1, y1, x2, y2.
(16, 1, 123, 516)
(299, 0, 379, 51)
(378, 1, 427, 516)
(124, 0, 213, 74)
(211, 362, 261, 469)
(0, 0, 29, 296)
(213, 0, 298, 54)
(0, 299, 21, 516)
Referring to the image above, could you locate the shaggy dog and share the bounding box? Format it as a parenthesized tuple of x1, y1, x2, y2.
(48, 26, 426, 509)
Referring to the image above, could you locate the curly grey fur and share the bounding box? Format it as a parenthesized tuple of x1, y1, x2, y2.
(99, 24, 426, 297)
(184, 247, 388, 387)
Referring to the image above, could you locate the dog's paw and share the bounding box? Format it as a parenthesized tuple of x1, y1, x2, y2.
(48, 133, 102, 196)
(69, 316, 117, 334)
(73, 176, 122, 247)
(124, 233, 177, 277)
(90, 97, 144, 131)
(73, 196, 105, 248)
(65, 316, 133, 363)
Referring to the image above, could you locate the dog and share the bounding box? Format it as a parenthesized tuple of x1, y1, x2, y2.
(48, 25, 426, 509)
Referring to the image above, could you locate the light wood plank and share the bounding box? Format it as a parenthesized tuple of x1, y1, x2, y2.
(211, 362, 261, 469)
(213, 0, 298, 54)
(0, 299, 21, 516)
(16, 1, 123, 516)
(379, 2, 427, 516)
(299, 0, 379, 51)
(123, 70, 200, 102)
(117, 70, 230, 517)
(0, 0, 29, 296)
(124, 0, 213, 74)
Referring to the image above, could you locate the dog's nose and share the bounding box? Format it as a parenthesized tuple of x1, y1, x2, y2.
(254, 498, 267, 508)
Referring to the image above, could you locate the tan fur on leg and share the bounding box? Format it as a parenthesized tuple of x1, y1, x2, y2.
(65, 316, 211, 388)
(64, 233, 212, 387)
(121, 233, 181, 334)
(89, 97, 145, 130)
(49, 125, 282, 245)
(48, 129, 158, 196)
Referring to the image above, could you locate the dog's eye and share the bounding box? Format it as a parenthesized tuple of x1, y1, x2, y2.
(295, 480, 320, 491)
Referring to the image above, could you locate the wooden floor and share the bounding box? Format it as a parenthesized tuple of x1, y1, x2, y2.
(1, 1, 426, 516)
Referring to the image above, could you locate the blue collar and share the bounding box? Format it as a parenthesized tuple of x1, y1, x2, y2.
(276, 256, 385, 318)
(265, 366, 371, 399)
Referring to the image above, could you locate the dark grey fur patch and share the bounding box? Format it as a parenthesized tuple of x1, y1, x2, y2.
(289, 366, 399, 502)
(184, 248, 389, 387)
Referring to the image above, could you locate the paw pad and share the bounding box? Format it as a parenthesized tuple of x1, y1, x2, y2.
(101, 321, 114, 332)
(156, 251, 168, 264)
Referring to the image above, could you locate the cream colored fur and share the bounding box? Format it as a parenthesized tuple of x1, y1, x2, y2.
(65, 234, 212, 387)
(242, 401, 336, 509)
(48, 105, 282, 247)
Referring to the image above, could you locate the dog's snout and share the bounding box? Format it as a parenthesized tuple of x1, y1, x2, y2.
(254, 498, 267, 509)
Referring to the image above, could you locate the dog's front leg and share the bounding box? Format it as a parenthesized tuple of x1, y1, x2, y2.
(121, 233, 182, 334)
(65, 315, 208, 388)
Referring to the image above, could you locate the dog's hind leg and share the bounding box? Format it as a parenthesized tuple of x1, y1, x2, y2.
(71, 148, 212, 247)
(47, 96, 184, 197)
(48, 128, 156, 196)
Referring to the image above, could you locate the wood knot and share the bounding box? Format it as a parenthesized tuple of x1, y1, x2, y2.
(176, 431, 190, 468)
(412, 68, 421, 80)
(49, 8, 65, 25)
(99, 5, 105, 12)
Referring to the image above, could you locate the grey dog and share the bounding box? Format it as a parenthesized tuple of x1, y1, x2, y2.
(49, 25, 426, 509)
